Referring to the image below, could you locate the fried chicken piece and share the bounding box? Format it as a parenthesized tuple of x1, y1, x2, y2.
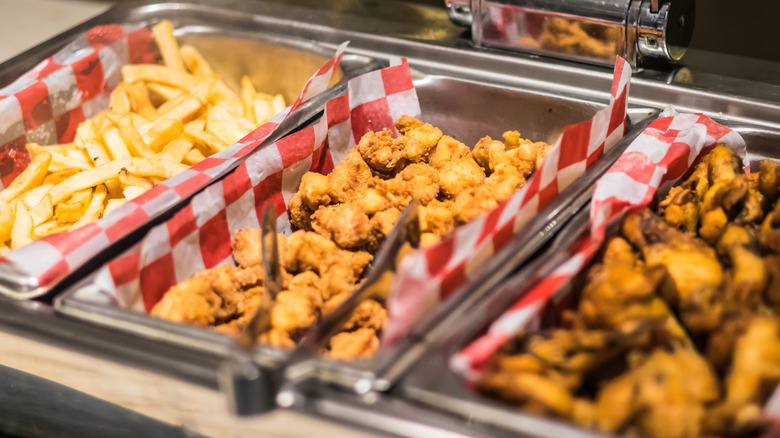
(765, 255, 780, 313)
(271, 285, 322, 336)
(381, 162, 440, 207)
(699, 146, 749, 243)
(479, 369, 575, 417)
(660, 159, 708, 234)
(452, 184, 500, 224)
(311, 202, 372, 251)
(319, 249, 372, 300)
(622, 210, 724, 332)
(761, 200, 780, 253)
(394, 115, 442, 162)
(214, 286, 264, 335)
(717, 225, 768, 311)
(354, 187, 392, 215)
(328, 148, 374, 203)
(259, 328, 296, 348)
(428, 135, 471, 169)
(419, 200, 455, 236)
(735, 174, 765, 225)
(705, 317, 780, 437)
(328, 327, 380, 360)
(151, 264, 262, 326)
(356, 129, 405, 177)
(439, 156, 486, 198)
(370, 207, 401, 245)
(483, 163, 525, 200)
(758, 158, 780, 203)
(596, 348, 719, 438)
(339, 299, 387, 332)
(473, 133, 539, 177)
(283, 230, 338, 273)
(288, 193, 314, 231)
(297, 172, 331, 210)
(578, 237, 689, 344)
(231, 228, 264, 268)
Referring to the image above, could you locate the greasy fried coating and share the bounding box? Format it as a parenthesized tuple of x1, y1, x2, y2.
(328, 327, 380, 360)
(298, 172, 331, 210)
(439, 156, 486, 198)
(370, 207, 402, 243)
(356, 129, 405, 176)
(355, 188, 392, 215)
(452, 184, 500, 224)
(340, 299, 387, 332)
(597, 348, 719, 438)
(311, 202, 372, 250)
(151, 264, 263, 326)
(622, 209, 724, 332)
(382, 163, 440, 207)
(428, 135, 470, 169)
(271, 285, 322, 335)
(758, 158, 780, 203)
(394, 115, 442, 162)
(761, 201, 780, 253)
(231, 228, 288, 269)
(319, 250, 372, 300)
(283, 230, 338, 273)
(328, 148, 374, 203)
(419, 200, 455, 235)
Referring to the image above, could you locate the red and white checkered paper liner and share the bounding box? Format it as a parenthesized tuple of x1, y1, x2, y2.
(78, 59, 419, 310)
(0, 23, 346, 292)
(382, 56, 632, 343)
(451, 113, 749, 381)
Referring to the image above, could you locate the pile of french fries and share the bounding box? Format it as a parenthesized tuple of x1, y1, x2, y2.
(0, 20, 286, 254)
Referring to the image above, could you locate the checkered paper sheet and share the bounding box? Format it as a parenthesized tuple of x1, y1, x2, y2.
(382, 56, 633, 343)
(451, 113, 749, 380)
(0, 23, 347, 292)
(78, 59, 419, 310)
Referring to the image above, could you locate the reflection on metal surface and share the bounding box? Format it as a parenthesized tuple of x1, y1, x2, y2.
(447, 0, 695, 67)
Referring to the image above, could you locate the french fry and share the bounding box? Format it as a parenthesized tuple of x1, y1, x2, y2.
(1, 21, 285, 247)
(33, 219, 67, 239)
(83, 138, 111, 167)
(48, 151, 91, 173)
(0, 152, 51, 202)
(241, 76, 257, 122)
(183, 148, 207, 165)
(29, 193, 53, 227)
(271, 94, 286, 114)
(127, 158, 189, 179)
(102, 125, 132, 160)
(55, 189, 93, 224)
(143, 118, 183, 153)
(43, 169, 81, 186)
(0, 199, 12, 242)
(118, 169, 153, 191)
(117, 114, 154, 158)
(19, 184, 54, 209)
(122, 186, 147, 200)
(122, 65, 198, 90)
(109, 86, 131, 114)
(152, 20, 185, 72)
(124, 82, 159, 120)
(253, 98, 274, 125)
(103, 198, 127, 217)
(11, 200, 32, 249)
(185, 128, 225, 155)
(180, 44, 214, 77)
(159, 137, 194, 163)
(49, 159, 131, 204)
(70, 185, 107, 230)
(147, 82, 183, 102)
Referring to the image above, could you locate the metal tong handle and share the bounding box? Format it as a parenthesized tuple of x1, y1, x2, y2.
(238, 204, 284, 349)
(219, 203, 283, 415)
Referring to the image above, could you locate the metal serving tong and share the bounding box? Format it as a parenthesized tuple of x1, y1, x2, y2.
(220, 200, 421, 414)
(219, 203, 283, 415)
(281, 200, 421, 386)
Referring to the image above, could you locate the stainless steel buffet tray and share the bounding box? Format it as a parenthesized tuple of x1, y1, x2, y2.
(5, 1, 780, 436)
(392, 121, 780, 438)
(55, 69, 655, 403)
